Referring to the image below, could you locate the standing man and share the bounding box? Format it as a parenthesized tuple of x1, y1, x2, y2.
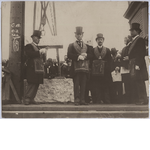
(24, 30, 46, 105)
(128, 23, 148, 105)
(91, 33, 112, 104)
(67, 27, 93, 105)
(119, 35, 134, 104)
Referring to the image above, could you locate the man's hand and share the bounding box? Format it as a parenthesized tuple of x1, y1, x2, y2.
(39, 49, 46, 54)
(81, 53, 87, 57)
(81, 53, 87, 59)
(78, 55, 85, 61)
(123, 56, 129, 61)
(115, 67, 120, 72)
(98, 56, 102, 59)
(135, 65, 140, 70)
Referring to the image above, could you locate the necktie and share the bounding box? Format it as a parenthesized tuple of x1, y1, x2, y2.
(77, 41, 82, 47)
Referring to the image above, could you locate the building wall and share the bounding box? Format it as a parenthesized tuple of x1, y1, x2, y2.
(129, 3, 148, 38)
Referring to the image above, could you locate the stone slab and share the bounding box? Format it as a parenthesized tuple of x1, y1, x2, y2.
(24, 78, 74, 103)
(2, 104, 149, 111)
(2, 110, 149, 118)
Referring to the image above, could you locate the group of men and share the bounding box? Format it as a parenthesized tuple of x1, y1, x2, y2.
(23, 23, 148, 106)
(67, 23, 148, 106)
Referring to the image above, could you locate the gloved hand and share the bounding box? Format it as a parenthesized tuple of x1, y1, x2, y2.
(98, 56, 102, 59)
(135, 65, 140, 70)
(81, 53, 87, 57)
(81, 53, 87, 59)
(115, 67, 120, 73)
(123, 56, 129, 61)
(39, 48, 46, 54)
(78, 55, 85, 61)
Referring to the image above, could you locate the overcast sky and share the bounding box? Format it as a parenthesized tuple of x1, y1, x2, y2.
(2, 1, 130, 61)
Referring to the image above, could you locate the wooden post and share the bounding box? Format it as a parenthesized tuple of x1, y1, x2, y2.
(8, 2, 25, 101)
(56, 47, 61, 76)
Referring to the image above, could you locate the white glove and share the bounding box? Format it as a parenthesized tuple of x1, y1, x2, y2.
(78, 55, 84, 61)
(81, 53, 87, 57)
(123, 56, 129, 61)
(98, 56, 102, 59)
(135, 65, 140, 70)
(39, 49, 46, 54)
(115, 67, 119, 73)
(116, 53, 121, 59)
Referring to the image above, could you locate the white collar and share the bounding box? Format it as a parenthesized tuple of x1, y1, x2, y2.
(98, 45, 103, 49)
(76, 40, 83, 42)
(132, 35, 139, 41)
(32, 42, 38, 46)
(127, 42, 132, 46)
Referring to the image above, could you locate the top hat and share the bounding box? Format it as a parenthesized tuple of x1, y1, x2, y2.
(31, 30, 42, 38)
(129, 23, 142, 32)
(96, 33, 104, 40)
(75, 27, 84, 34)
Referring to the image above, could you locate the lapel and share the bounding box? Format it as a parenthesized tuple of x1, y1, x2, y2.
(94, 46, 107, 59)
(73, 41, 87, 54)
(128, 36, 140, 55)
(31, 43, 40, 52)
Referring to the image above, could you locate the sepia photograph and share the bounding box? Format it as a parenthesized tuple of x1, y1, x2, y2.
(1, 1, 149, 118)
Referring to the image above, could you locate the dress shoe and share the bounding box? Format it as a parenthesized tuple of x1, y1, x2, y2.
(30, 99, 38, 104)
(136, 101, 148, 105)
(24, 99, 30, 105)
(80, 102, 88, 105)
(74, 102, 80, 106)
(74, 98, 80, 106)
(103, 101, 111, 104)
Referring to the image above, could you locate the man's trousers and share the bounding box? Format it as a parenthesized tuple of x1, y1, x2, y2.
(25, 83, 39, 101)
(132, 79, 148, 103)
(73, 72, 87, 102)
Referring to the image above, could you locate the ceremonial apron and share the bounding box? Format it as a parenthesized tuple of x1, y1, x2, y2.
(92, 46, 107, 76)
(73, 42, 90, 73)
(31, 43, 44, 74)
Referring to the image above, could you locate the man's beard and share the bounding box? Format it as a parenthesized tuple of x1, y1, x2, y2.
(98, 43, 102, 46)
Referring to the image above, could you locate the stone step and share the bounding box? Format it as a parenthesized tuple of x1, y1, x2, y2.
(2, 104, 149, 111)
(2, 110, 149, 118)
(2, 104, 149, 118)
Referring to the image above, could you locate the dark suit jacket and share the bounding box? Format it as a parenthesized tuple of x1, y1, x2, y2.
(92, 46, 112, 84)
(128, 36, 148, 81)
(111, 55, 121, 72)
(67, 43, 93, 77)
(24, 44, 43, 84)
(120, 44, 131, 69)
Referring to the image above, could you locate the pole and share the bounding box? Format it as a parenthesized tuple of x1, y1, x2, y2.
(56, 48, 61, 76)
(9, 1, 25, 101)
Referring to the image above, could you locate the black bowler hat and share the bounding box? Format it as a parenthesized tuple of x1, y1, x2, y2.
(129, 23, 142, 32)
(96, 33, 104, 41)
(31, 30, 42, 38)
(75, 27, 84, 34)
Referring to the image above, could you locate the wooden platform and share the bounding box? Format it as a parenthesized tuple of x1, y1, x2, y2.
(2, 104, 149, 118)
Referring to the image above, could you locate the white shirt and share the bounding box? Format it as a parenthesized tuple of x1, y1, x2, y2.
(132, 35, 139, 41)
(127, 41, 132, 46)
(32, 42, 38, 46)
(98, 45, 103, 49)
(76, 40, 83, 47)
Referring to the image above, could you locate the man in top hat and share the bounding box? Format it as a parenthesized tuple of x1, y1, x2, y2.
(67, 27, 93, 105)
(24, 30, 46, 105)
(91, 33, 112, 104)
(128, 23, 148, 105)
